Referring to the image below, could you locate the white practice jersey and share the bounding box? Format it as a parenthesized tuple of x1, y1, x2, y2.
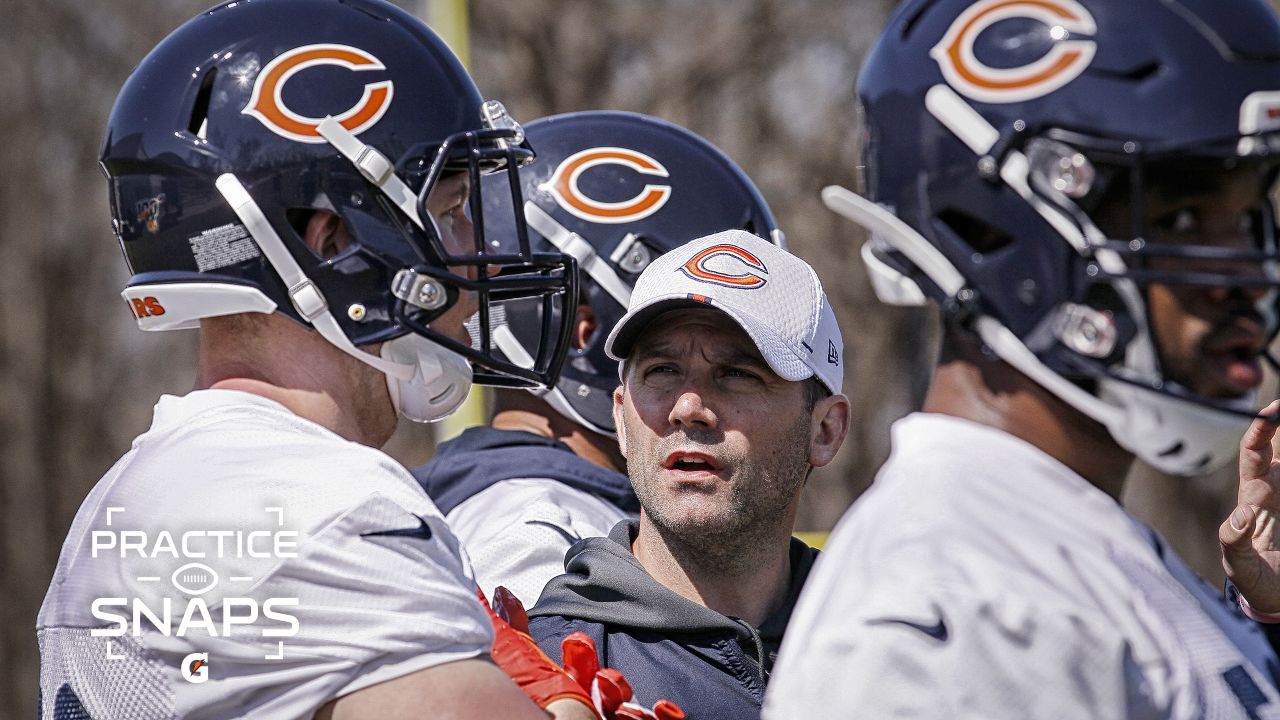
(38, 390, 492, 720)
(765, 413, 1280, 720)
(447, 479, 629, 607)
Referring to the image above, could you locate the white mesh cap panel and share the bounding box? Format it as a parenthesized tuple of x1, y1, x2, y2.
(604, 229, 844, 394)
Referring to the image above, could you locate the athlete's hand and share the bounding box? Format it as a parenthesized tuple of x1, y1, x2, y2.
(561, 632, 684, 720)
(1221, 399, 1280, 616)
(485, 586, 683, 720)
(481, 586, 598, 715)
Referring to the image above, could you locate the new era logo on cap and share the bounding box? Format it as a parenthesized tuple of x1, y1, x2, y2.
(604, 229, 844, 395)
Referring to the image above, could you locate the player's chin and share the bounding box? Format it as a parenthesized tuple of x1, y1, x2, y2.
(655, 498, 735, 530)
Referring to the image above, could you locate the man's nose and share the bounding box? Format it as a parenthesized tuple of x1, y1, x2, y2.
(669, 388, 717, 430)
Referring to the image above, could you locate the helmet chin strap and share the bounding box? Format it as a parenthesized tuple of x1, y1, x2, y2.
(216, 173, 474, 423)
(507, 202, 629, 435)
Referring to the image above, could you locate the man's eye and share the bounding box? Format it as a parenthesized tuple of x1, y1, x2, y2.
(438, 204, 463, 223)
(724, 367, 759, 380)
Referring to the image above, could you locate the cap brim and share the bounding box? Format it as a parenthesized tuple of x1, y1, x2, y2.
(604, 294, 813, 386)
(605, 296, 710, 362)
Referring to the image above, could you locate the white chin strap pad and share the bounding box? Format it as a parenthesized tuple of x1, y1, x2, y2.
(381, 334, 473, 423)
(1100, 380, 1252, 475)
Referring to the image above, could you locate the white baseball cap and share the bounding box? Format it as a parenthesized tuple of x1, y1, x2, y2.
(605, 229, 844, 394)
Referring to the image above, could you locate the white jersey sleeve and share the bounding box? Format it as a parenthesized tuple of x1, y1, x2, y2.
(446, 478, 630, 607)
(766, 549, 1156, 718)
(765, 414, 1280, 720)
(37, 391, 493, 720)
(183, 492, 492, 718)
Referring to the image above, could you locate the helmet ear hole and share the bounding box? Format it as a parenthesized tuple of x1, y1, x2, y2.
(935, 209, 1014, 255)
(286, 208, 312, 239)
(286, 209, 338, 261)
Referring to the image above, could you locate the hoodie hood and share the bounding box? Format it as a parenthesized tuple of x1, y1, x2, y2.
(413, 426, 639, 515)
(530, 520, 818, 642)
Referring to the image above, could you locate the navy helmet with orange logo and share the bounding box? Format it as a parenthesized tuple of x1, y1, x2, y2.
(481, 111, 782, 435)
(833, 0, 1280, 473)
(100, 0, 576, 422)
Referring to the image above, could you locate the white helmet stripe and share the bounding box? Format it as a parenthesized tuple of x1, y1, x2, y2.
(525, 202, 633, 306)
(317, 116, 425, 230)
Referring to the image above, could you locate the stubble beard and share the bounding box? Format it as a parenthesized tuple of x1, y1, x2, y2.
(633, 412, 812, 575)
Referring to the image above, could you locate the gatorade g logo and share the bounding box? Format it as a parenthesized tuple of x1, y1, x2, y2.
(680, 244, 768, 289)
(541, 147, 671, 224)
(243, 44, 393, 143)
(931, 0, 1097, 104)
(181, 652, 209, 684)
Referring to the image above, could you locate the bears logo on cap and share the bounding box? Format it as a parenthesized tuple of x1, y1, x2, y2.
(679, 244, 768, 289)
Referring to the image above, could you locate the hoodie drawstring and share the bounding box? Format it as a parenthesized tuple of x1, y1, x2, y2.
(736, 620, 769, 683)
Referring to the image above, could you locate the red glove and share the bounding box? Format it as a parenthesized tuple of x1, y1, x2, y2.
(480, 586, 596, 713)
(484, 586, 684, 720)
(561, 632, 685, 720)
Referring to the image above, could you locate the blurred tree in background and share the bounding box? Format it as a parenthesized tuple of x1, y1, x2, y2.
(466, 0, 919, 535)
(2, 1, 207, 713)
(0, 0, 1256, 717)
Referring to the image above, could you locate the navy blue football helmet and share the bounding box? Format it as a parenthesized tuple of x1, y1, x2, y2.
(480, 111, 783, 435)
(101, 0, 576, 421)
(831, 0, 1280, 474)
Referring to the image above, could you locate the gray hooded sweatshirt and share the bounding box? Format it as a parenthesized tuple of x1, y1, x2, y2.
(528, 520, 819, 719)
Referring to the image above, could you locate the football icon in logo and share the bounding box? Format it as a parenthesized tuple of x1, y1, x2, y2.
(171, 562, 219, 596)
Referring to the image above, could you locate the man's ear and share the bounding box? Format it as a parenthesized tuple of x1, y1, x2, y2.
(574, 304, 597, 350)
(808, 393, 850, 468)
(303, 210, 342, 259)
(613, 384, 628, 457)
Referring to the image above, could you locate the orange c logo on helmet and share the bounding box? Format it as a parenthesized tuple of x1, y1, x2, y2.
(243, 44, 393, 143)
(931, 0, 1097, 104)
(680, 244, 768, 289)
(541, 147, 671, 224)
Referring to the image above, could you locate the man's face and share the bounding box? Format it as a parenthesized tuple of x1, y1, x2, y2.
(423, 171, 479, 346)
(1097, 160, 1278, 400)
(614, 308, 814, 541)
